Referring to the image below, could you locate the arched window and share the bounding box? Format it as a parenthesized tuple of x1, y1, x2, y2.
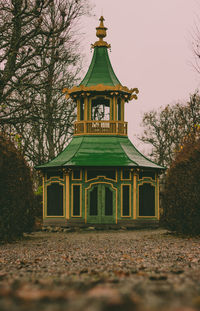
(91, 97, 110, 120)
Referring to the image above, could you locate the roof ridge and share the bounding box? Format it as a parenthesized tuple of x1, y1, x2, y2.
(105, 48, 121, 86)
(79, 48, 97, 86)
(120, 138, 165, 169)
(63, 136, 84, 166)
(118, 137, 138, 166)
(35, 138, 74, 169)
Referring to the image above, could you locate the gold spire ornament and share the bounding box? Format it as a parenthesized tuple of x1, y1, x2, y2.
(91, 16, 111, 48)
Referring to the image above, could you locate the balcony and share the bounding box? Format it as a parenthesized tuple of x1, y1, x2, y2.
(74, 121, 128, 136)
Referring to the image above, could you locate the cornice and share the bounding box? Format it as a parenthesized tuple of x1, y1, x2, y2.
(63, 84, 139, 101)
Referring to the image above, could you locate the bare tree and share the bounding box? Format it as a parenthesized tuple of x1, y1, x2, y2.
(139, 92, 200, 167)
(192, 15, 200, 74)
(0, 0, 91, 165)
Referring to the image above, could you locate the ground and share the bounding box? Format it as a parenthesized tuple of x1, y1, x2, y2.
(0, 229, 200, 311)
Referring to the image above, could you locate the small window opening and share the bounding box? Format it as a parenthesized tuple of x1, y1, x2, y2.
(122, 185, 130, 216)
(73, 169, 81, 180)
(80, 98, 84, 121)
(73, 185, 81, 216)
(117, 98, 121, 121)
(105, 187, 113, 216)
(90, 187, 98, 216)
(122, 169, 130, 180)
(91, 97, 110, 120)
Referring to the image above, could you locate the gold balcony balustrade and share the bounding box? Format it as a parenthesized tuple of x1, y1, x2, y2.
(74, 121, 128, 136)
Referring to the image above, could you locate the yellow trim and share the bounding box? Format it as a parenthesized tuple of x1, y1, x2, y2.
(121, 184, 131, 217)
(77, 99, 80, 121)
(137, 182, 157, 218)
(138, 179, 155, 186)
(121, 99, 125, 122)
(113, 96, 116, 120)
(46, 176, 64, 183)
(138, 176, 155, 183)
(46, 179, 65, 187)
(85, 181, 118, 224)
(74, 120, 127, 136)
(63, 84, 139, 101)
(71, 184, 82, 217)
(121, 168, 131, 181)
(84, 97, 88, 121)
(66, 173, 70, 220)
(85, 169, 117, 183)
(72, 169, 82, 181)
(133, 174, 137, 219)
(92, 40, 111, 48)
(45, 181, 65, 218)
(110, 98, 113, 120)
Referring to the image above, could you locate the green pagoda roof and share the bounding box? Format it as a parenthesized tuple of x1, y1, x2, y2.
(63, 16, 139, 101)
(80, 46, 121, 87)
(36, 136, 164, 170)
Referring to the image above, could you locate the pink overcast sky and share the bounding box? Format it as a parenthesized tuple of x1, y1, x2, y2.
(81, 0, 200, 152)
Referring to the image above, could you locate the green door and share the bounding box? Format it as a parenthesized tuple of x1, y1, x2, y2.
(87, 184, 116, 224)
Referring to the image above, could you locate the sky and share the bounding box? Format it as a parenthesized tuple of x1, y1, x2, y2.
(81, 0, 200, 153)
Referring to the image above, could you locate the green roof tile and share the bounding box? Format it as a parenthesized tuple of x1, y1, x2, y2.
(36, 136, 164, 170)
(80, 47, 121, 87)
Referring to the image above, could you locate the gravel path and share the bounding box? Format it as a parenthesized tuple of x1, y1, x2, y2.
(0, 229, 200, 311)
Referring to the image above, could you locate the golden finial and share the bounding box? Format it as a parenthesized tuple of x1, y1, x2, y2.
(91, 16, 111, 49)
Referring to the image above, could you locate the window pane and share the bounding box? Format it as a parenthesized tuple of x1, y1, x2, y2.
(91, 97, 110, 121)
(73, 185, 80, 216)
(122, 185, 130, 216)
(80, 98, 84, 121)
(90, 187, 98, 216)
(105, 187, 113, 216)
(47, 183, 63, 216)
(117, 98, 121, 121)
(139, 184, 155, 216)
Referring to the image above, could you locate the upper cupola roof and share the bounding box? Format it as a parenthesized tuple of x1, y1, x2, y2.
(80, 16, 120, 86)
(63, 17, 139, 101)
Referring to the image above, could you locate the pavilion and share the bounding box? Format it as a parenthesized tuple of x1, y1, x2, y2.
(37, 17, 165, 228)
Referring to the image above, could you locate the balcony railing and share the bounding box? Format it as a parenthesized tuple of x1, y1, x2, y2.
(74, 121, 128, 136)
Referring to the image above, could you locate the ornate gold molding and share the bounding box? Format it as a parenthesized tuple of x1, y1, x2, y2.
(63, 84, 139, 101)
(91, 16, 111, 49)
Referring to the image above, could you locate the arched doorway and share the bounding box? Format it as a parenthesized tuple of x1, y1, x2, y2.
(87, 183, 116, 223)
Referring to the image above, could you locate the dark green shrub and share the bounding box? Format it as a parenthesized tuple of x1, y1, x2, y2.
(0, 133, 35, 241)
(161, 137, 200, 235)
